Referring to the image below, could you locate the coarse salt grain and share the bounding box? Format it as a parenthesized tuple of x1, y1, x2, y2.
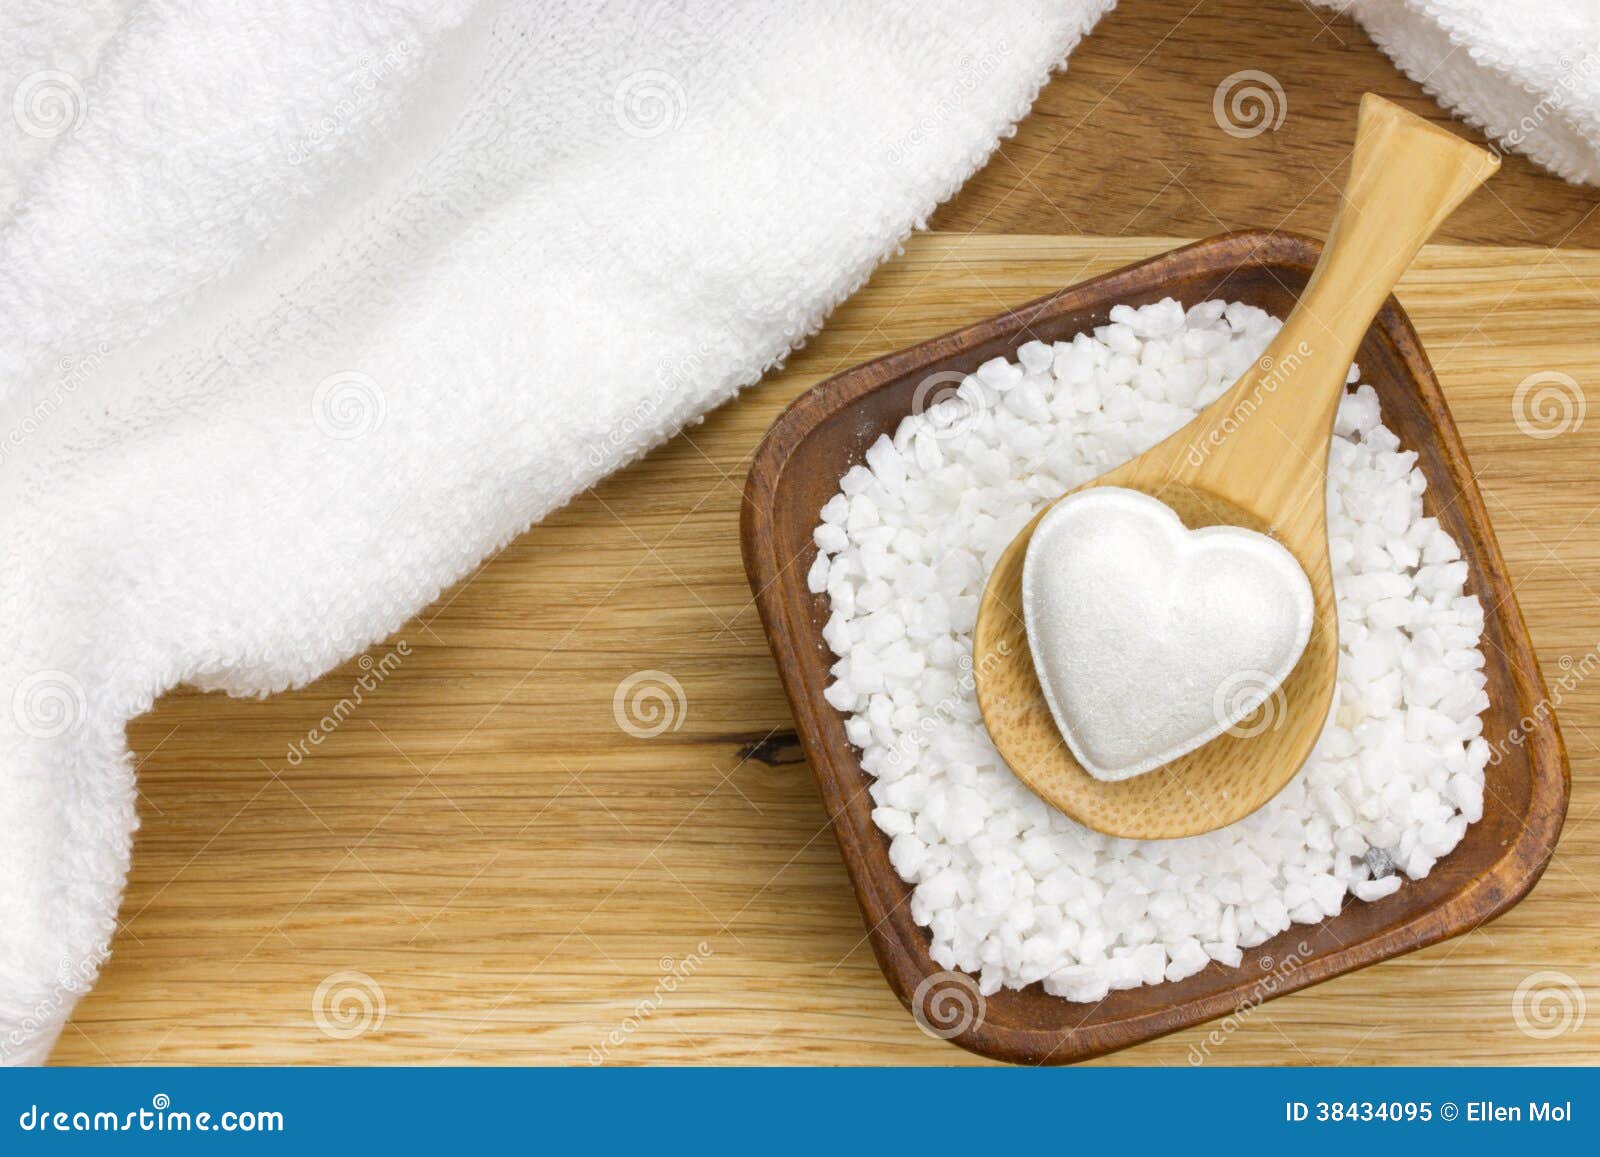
(810, 297, 1491, 1000)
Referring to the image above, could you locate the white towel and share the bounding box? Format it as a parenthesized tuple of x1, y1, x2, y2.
(1326, 0, 1600, 185)
(2, 0, 1593, 1065)
(0, 0, 1115, 1065)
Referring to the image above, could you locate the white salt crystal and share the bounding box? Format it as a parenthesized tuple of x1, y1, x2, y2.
(1003, 381, 1052, 423)
(822, 678, 857, 713)
(977, 357, 1023, 391)
(1165, 938, 1210, 982)
(1352, 875, 1403, 902)
(1017, 340, 1054, 375)
(814, 522, 847, 554)
(806, 551, 830, 594)
(839, 464, 873, 496)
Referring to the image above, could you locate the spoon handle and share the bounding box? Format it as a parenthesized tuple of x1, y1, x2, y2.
(1178, 94, 1499, 511)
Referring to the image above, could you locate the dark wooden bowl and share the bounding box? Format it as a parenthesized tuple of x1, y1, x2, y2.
(740, 230, 1570, 1065)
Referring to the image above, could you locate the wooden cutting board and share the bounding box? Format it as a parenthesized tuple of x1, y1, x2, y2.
(57, 236, 1600, 1065)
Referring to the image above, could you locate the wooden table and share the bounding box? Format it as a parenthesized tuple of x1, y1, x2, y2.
(59, 0, 1600, 1065)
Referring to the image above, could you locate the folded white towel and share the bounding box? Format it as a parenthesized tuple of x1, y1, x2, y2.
(0, 0, 1114, 1063)
(1327, 0, 1600, 185)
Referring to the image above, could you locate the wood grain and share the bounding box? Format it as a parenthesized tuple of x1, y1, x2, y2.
(933, 0, 1600, 248)
(54, 235, 1600, 1066)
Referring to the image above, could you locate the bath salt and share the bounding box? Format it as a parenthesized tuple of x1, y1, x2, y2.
(810, 297, 1490, 1000)
(1022, 486, 1313, 781)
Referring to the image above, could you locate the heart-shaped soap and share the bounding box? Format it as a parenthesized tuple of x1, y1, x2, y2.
(1021, 486, 1314, 782)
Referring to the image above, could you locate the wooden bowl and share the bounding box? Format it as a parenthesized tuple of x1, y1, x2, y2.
(740, 230, 1570, 1065)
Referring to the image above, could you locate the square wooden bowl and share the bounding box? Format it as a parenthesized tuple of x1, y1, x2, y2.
(740, 230, 1570, 1065)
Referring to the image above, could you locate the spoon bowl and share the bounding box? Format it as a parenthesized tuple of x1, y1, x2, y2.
(973, 94, 1500, 839)
(976, 477, 1338, 837)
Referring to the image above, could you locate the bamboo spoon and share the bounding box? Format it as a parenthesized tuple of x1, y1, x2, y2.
(972, 94, 1499, 840)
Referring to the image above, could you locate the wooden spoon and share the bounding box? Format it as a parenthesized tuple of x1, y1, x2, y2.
(972, 94, 1500, 840)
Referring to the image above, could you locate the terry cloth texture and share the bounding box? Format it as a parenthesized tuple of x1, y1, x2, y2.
(1325, 0, 1600, 184)
(0, 0, 1114, 1064)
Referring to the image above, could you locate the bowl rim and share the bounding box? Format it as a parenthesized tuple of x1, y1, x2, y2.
(740, 228, 1571, 1065)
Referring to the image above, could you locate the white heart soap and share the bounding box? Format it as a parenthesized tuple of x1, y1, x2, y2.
(1021, 486, 1314, 782)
